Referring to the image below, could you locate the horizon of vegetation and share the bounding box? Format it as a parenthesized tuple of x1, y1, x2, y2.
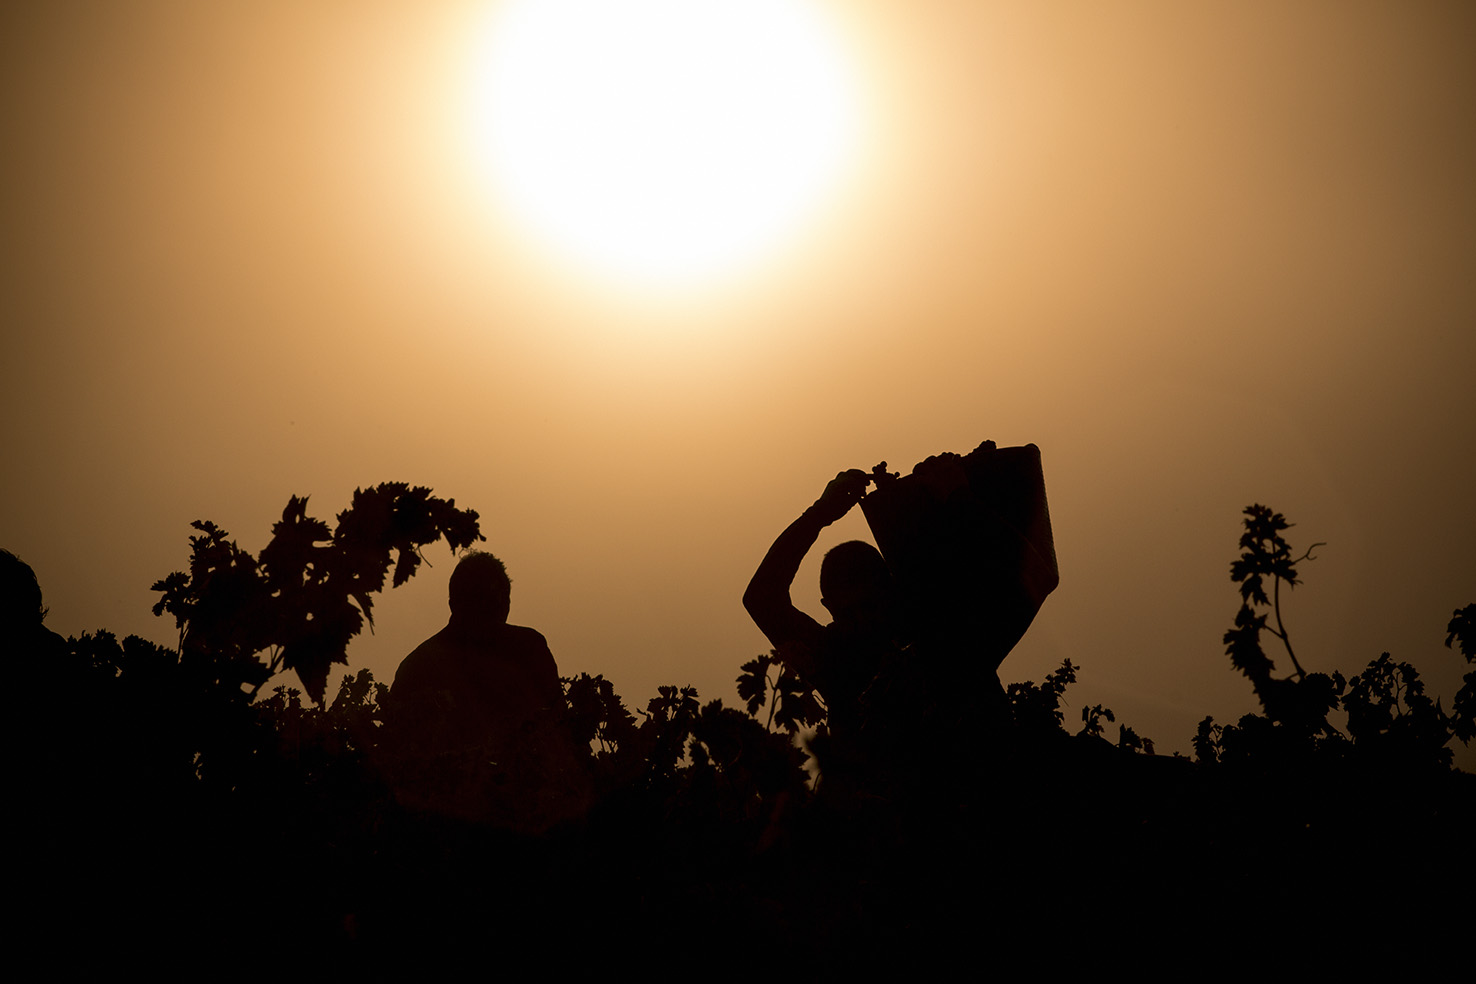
(10, 480, 1472, 960)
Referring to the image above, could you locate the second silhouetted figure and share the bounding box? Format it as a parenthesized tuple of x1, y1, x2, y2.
(743, 470, 906, 752)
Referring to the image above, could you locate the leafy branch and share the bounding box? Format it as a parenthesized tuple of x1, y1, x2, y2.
(1225, 504, 1323, 688)
(736, 650, 824, 734)
(1006, 658, 1078, 732)
(1206, 504, 1471, 767)
(151, 483, 482, 704)
(1446, 604, 1475, 744)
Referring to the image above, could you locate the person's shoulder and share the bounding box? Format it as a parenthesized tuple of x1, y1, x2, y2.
(402, 627, 455, 662)
(775, 609, 827, 651)
(502, 624, 560, 679)
(503, 623, 552, 651)
(392, 627, 455, 690)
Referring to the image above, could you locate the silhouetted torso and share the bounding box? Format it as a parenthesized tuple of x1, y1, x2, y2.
(771, 617, 894, 740)
(384, 599, 593, 830)
(390, 615, 563, 756)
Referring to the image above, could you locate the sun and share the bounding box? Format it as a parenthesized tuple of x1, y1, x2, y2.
(467, 0, 862, 289)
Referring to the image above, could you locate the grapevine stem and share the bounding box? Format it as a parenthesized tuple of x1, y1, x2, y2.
(1273, 575, 1307, 680)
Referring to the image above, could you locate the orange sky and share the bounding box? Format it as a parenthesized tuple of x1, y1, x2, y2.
(3, 0, 1472, 764)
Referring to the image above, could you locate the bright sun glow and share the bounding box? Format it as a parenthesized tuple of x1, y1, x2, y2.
(468, 0, 862, 289)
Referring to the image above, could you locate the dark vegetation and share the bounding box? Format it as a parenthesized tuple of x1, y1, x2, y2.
(13, 490, 1473, 967)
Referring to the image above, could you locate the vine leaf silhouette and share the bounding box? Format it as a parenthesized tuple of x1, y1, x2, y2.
(151, 483, 482, 703)
(1448, 604, 1476, 743)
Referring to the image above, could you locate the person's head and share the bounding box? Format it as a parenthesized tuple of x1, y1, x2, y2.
(447, 551, 511, 624)
(1, 548, 47, 633)
(820, 540, 895, 632)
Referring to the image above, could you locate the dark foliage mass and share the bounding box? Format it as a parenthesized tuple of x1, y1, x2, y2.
(1200, 505, 1473, 769)
(10, 489, 1472, 967)
(150, 483, 482, 703)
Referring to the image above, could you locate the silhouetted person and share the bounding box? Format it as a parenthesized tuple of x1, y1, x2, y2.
(858, 443, 1059, 740)
(387, 551, 588, 828)
(746, 446, 1059, 795)
(743, 470, 905, 749)
(392, 553, 561, 743)
(4, 548, 130, 937)
(2, 549, 68, 664)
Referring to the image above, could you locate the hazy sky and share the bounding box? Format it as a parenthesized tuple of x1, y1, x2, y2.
(4, 0, 1472, 764)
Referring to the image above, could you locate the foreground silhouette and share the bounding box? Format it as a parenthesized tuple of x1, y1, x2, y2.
(743, 468, 901, 775)
(385, 551, 590, 828)
(745, 441, 1060, 790)
(2, 549, 69, 664)
(9, 483, 1472, 968)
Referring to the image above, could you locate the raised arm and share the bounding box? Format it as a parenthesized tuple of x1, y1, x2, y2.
(742, 469, 871, 650)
